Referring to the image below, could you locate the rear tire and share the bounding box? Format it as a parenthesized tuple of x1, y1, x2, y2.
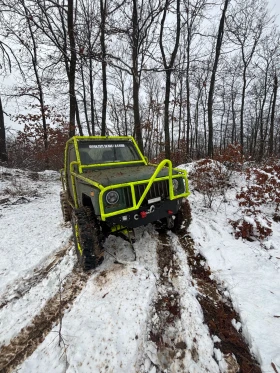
(71, 207, 104, 271)
(60, 191, 71, 222)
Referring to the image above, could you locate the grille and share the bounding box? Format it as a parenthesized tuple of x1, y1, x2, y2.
(123, 180, 170, 207)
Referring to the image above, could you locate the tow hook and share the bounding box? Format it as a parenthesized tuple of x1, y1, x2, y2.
(166, 215, 175, 229)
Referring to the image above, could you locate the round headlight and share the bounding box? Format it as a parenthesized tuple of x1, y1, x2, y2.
(172, 179, 179, 191)
(106, 190, 119, 204)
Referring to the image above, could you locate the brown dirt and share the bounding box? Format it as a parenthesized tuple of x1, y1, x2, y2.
(178, 232, 262, 373)
(0, 268, 90, 373)
(147, 232, 186, 372)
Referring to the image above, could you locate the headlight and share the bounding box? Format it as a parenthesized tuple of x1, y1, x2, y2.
(172, 179, 179, 191)
(105, 190, 119, 204)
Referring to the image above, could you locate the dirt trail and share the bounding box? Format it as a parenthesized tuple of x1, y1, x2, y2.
(0, 242, 72, 310)
(177, 231, 262, 373)
(0, 227, 263, 373)
(146, 232, 187, 372)
(0, 268, 89, 373)
(143, 226, 262, 373)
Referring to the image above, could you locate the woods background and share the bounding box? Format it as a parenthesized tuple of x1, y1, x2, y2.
(0, 0, 279, 169)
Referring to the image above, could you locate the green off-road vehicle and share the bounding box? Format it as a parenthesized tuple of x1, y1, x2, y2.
(60, 136, 190, 270)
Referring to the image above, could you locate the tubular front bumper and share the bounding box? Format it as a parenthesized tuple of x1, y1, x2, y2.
(99, 159, 190, 221)
(105, 199, 181, 228)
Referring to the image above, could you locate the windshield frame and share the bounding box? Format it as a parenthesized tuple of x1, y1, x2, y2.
(73, 136, 147, 172)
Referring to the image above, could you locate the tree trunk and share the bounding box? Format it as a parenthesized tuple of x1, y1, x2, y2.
(164, 73, 172, 160)
(133, 74, 143, 151)
(269, 73, 278, 156)
(240, 67, 246, 152)
(186, 22, 191, 158)
(89, 58, 95, 135)
(81, 63, 91, 135)
(207, 0, 229, 158)
(68, 0, 77, 138)
(0, 97, 7, 162)
(132, 0, 144, 152)
(100, 0, 107, 136)
(75, 98, 84, 135)
(159, 0, 181, 160)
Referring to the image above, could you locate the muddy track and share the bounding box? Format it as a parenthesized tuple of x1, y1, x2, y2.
(0, 268, 90, 373)
(0, 241, 72, 310)
(146, 232, 187, 372)
(177, 231, 262, 373)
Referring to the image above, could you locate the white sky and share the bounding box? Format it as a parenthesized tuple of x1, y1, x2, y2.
(268, 0, 280, 26)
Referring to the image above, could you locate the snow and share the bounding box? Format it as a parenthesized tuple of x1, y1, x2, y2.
(0, 168, 72, 294)
(1, 165, 280, 372)
(180, 165, 280, 373)
(18, 263, 156, 373)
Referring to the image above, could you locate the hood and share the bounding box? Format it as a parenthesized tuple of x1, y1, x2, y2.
(82, 165, 176, 187)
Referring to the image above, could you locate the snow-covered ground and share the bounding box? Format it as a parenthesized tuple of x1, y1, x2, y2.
(181, 165, 280, 373)
(0, 165, 280, 373)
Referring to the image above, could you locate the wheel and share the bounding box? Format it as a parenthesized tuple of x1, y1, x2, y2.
(155, 200, 192, 233)
(71, 207, 104, 271)
(60, 191, 71, 222)
(172, 199, 192, 233)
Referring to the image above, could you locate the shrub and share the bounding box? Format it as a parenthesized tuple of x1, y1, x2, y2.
(230, 215, 272, 241)
(214, 143, 243, 172)
(8, 105, 68, 171)
(230, 161, 280, 240)
(189, 158, 230, 208)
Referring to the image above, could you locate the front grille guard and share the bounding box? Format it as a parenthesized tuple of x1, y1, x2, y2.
(99, 159, 190, 221)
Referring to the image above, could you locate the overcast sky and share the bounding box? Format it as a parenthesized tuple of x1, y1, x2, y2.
(268, 0, 280, 26)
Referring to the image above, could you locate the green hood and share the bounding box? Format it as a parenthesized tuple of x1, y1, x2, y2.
(82, 165, 177, 187)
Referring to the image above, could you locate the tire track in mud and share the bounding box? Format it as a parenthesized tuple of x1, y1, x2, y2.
(0, 241, 72, 310)
(0, 268, 90, 373)
(176, 231, 262, 373)
(145, 232, 187, 372)
(144, 228, 262, 373)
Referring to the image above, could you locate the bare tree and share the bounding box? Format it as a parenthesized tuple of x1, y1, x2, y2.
(0, 97, 7, 162)
(269, 71, 278, 156)
(159, 0, 181, 159)
(226, 0, 271, 153)
(181, 0, 208, 158)
(107, 0, 162, 152)
(207, 0, 229, 157)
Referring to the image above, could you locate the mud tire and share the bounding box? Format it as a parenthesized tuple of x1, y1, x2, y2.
(60, 191, 71, 222)
(71, 207, 104, 271)
(172, 199, 192, 233)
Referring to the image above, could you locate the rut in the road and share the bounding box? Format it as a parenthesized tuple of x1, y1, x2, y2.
(177, 232, 262, 373)
(0, 268, 90, 373)
(146, 232, 187, 372)
(0, 241, 72, 310)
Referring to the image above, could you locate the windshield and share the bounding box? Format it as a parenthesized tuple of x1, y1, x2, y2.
(78, 141, 142, 165)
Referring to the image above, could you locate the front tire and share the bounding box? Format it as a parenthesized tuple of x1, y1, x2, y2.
(60, 191, 71, 222)
(172, 199, 192, 233)
(72, 207, 104, 271)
